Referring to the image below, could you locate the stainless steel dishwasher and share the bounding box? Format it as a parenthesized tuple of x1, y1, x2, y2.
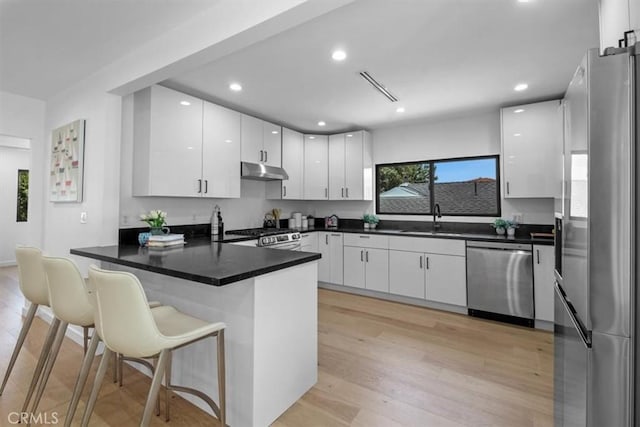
(466, 241, 534, 327)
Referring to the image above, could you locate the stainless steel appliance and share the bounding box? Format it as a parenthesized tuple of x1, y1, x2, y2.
(466, 241, 534, 327)
(226, 228, 301, 250)
(554, 44, 639, 427)
(240, 161, 288, 181)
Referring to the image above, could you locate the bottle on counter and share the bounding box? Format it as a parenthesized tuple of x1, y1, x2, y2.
(211, 205, 220, 236)
(217, 210, 224, 236)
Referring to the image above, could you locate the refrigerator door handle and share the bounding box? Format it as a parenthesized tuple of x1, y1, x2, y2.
(555, 282, 591, 349)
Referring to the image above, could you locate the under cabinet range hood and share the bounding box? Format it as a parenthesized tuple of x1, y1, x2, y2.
(240, 162, 289, 181)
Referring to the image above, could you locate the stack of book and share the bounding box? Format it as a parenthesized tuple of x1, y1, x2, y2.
(147, 234, 185, 249)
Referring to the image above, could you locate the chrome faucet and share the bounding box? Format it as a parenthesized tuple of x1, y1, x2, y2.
(433, 203, 442, 230)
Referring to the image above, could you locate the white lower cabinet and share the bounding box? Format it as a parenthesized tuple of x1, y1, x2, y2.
(318, 232, 343, 285)
(389, 250, 425, 298)
(343, 247, 389, 292)
(533, 245, 555, 322)
(300, 232, 318, 253)
(424, 253, 467, 306)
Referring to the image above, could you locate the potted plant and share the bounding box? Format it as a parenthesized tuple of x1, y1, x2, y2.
(491, 218, 508, 235)
(363, 214, 380, 229)
(505, 219, 519, 237)
(140, 210, 170, 235)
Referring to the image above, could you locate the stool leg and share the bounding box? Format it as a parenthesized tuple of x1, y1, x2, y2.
(0, 302, 38, 396)
(151, 356, 160, 416)
(80, 347, 112, 427)
(64, 331, 99, 427)
(118, 353, 123, 386)
(30, 321, 68, 415)
(82, 327, 89, 354)
(165, 351, 172, 421)
(113, 352, 119, 384)
(21, 318, 60, 413)
(141, 349, 168, 427)
(217, 330, 226, 427)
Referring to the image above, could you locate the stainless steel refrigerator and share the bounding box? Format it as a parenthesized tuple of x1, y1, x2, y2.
(554, 44, 639, 426)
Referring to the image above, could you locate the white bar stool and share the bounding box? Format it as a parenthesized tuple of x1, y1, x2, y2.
(1, 247, 61, 411)
(82, 265, 226, 427)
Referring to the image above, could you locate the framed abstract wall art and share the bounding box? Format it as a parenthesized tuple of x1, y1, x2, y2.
(49, 119, 86, 202)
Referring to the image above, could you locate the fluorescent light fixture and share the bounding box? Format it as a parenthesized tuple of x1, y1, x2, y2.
(514, 108, 525, 113)
(229, 83, 242, 91)
(332, 50, 347, 61)
(514, 83, 528, 91)
(180, 101, 191, 106)
(396, 107, 405, 113)
(271, 131, 279, 134)
(318, 121, 326, 126)
(359, 71, 398, 102)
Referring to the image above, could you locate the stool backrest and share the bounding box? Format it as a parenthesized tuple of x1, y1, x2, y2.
(43, 257, 94, 327)
(88, 266, 162, 358)
(15, 246, 49, 306)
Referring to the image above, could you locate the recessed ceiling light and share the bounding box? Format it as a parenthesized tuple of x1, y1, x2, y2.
(514, 83, 528, 91)
(318, 121, 326, 126)
(514, 108, 525, 113)
(229, 83, 242, 91)
(331, 50, 347, 61)
(180, 101, 191, 106)
(224, 139, 232, 143)
(187, 146, 194, 150)
(271, 130, 279, 134)
(346, 134, 353, 138)
(396, 107, 405, 113)
(518, 0, 530, 3)
(309, 136, 316, 140)
(513, 133, 521, 137)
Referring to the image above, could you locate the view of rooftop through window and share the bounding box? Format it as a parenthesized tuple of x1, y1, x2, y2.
(376, 155, 500, 216)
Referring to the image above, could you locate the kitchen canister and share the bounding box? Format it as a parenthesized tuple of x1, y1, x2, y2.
(301, 216, 308, 230)
(293, 212, 302, 228)
(288, 218, 296, 229)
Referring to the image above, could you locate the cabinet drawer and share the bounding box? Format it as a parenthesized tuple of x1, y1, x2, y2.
(388, 236, 465, 256)
(343, 233, 389, 249)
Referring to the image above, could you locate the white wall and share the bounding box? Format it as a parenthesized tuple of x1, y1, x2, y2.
(0, 146, 30, 265)
(371, 110, 555, 225)
(0, 91, 46, 258)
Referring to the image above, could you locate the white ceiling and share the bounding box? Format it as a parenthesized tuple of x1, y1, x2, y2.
(0, 0, 218, 100)
(164, 0, 600, 133)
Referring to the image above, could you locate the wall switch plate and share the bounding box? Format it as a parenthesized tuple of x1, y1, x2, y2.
(80, 212, 88, 224)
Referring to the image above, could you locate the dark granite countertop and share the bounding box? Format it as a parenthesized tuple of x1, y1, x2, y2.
(71, 238, 321, 286)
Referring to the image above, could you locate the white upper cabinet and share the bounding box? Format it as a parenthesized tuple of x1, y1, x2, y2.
(303, 135, 329, 200)
(501, 100, 563, 198)
(240, 114, 282, 167)
(328, 131, 372, 200)
(267, 127, 303, 200)
(202, 102, 241, 198)
(598, 0, 638, 52)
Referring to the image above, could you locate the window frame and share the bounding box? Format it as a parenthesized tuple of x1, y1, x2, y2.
(375, 154, 501, 217)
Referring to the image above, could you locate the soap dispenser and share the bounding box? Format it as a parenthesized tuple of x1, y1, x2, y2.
(211, 205, 220, 236)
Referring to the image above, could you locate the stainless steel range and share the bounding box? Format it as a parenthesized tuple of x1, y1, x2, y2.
(226, 228, 302, 250)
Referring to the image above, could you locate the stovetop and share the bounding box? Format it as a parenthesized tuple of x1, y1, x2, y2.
(226, 228, 298, 238)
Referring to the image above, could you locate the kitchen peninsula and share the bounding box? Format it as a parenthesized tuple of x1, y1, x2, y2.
(71, 239, 321, 427)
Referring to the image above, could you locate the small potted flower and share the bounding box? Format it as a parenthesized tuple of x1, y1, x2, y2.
(491, 218, 508, 235)
(363, 214, 380, 229)
(505, 219, 519, 237)
(140, 210, 169, 235)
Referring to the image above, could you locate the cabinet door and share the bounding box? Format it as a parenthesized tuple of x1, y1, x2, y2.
(240, 114, 263, 163)
(303, 135, 329, 200)
(328, 134, 345, 200)
(281, 128, 304, 199)
(425, 253, 466, 306)
(533, 245, 555, 322)
(365, 248, 389, 292)
(300, 232, 318, 253)
(329, 233, 344, 285)
(502, 100, 563, 198)
(148, 86, 203, 196)
(263, 121, 282, 167)
(343, 246, 365, 289)
(344, 132, 364, 200)
(202, 102, 241, 198)
(389, 250, 425, 298)
(318, 232, 331, 283)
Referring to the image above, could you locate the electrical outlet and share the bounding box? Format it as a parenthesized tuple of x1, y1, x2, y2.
(192, 214, 197, 222)
(122, 215, 129, 225)
(513, 213, 523, 223)
(80, 212, 88, 224)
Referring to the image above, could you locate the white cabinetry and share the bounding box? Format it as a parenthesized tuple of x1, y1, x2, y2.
(202, 102, 241, 198)
(304, 135, 329, 200)
(533, 245, 555, 322)
(241, 114, 281, 167)
(133, 85, 240, 198)
(501, 100, 563, 198)
(388, 237, 467, 307)
(318, 232, 343, 284)
(328, 131, 372, 200)
(343, 234, 389, 292)
(267, 127, 304, 199)
(300, 232, 318, 253)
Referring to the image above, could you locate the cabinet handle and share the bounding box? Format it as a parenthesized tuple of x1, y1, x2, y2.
(264, 150, 268, 163)
(419, 256, 423, 269)
(341, 188, 344, 198)
(346, 188, 349, 198)
(537, 249, 540, 264)
(331, 234, 340, 237)
(426, 256, 429, 270)
(361, 250, 363, 262)
(506, 181, 510, 195)
(204, 180, 208, 194)
(260, 150, 264, 162)
(365, 251, 369, 262)
(326, 235, 328, 245)
(359, 235, 370, 239)
(197, 179, 202, 193)
(283, 185, 287, 197)
(325, 188, 328, 198)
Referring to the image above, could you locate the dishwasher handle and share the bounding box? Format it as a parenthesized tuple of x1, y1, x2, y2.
(466, 241, 532, 252)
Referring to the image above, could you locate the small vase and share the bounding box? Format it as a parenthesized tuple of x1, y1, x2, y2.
(150, 226, 170, 235)
(496, 227, 505, 235)
(370, 223, 377, 229)
(364, 223, 370, 229)
(507, 227, 516, 237)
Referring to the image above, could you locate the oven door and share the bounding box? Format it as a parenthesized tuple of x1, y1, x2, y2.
(269, 242, 301, 251)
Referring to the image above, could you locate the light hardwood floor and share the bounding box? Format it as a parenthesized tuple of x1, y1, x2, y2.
(0, 266, 553, 426)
